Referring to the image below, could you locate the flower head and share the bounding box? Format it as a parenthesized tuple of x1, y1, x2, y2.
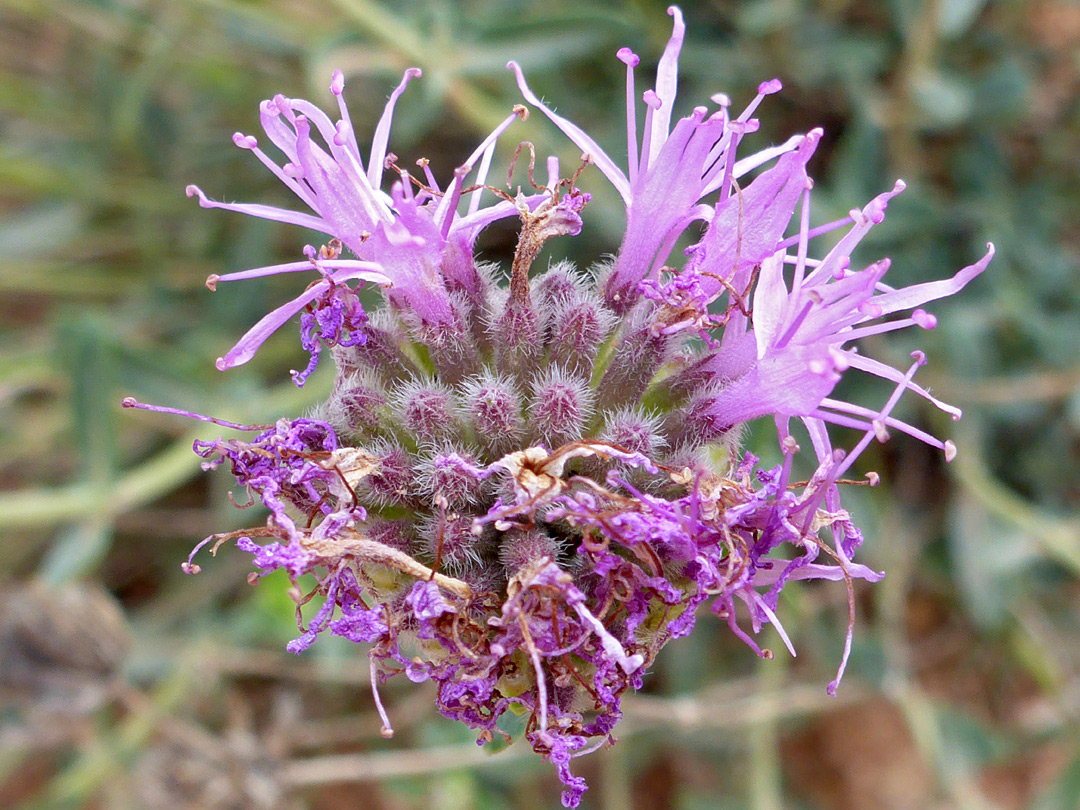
(145, 10, 993, 807)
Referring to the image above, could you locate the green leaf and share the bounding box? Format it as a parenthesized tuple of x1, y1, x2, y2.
(937, 0, 988, 37)
(56, 315, 120, 483)
(912, 69, 974, 128)
(38, 518, 114, 583)
(1033, 748, 1080, 810)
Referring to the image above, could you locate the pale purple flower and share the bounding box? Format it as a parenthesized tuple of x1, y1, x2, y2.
(146, 7, 996, 807)
(189, 69, 531, 373)
(510, 6, 803, 311)
(667, 176, 995, 459)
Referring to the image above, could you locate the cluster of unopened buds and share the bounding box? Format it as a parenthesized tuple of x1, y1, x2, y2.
(125, 7, 993, 806)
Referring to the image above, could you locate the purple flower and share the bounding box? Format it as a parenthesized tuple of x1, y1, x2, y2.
(510, 7, 802, 312)
(405, 579, 458, 639)
(149, 6, 995, 807)
(190, 69, 532, 372)
(671, 175, 995, 459)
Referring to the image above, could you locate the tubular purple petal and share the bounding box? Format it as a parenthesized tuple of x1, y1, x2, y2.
(185, 184, 331, 233)
(648, 6, 686, 164)
(216, 266, 389, 371)
(866, 243, 995, 316)
(369, 67, 422, 189)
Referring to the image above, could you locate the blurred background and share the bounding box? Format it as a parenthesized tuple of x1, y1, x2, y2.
(1, 0, 1078, 808)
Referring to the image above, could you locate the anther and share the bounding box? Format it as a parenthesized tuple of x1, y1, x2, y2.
(911, 309, 937, 329)
(232, 133, 257, 149)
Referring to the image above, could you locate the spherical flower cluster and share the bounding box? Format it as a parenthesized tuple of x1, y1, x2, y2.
(131, 8, 993, 806)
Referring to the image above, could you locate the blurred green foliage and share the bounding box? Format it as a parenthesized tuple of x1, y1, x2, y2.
(1, 0, 1078, 808)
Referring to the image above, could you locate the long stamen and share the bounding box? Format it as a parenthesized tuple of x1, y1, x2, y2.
(844, 352, 961, 420)
(833, 315, 931, 344)
(120, 397, 269, 431)
(734, 78, 782, 126)
(812, 404, 953, 454)
(776, 214, 854, 251)
(833, 352, 929, 480)
(439, 108, 523, 229)
(233, 133, 321, 210)
(638, 90, 661, 179)
(468, 140, 497, 216)
(717, 120, 751, 202)
(330, 70, 364, 168)
(617, 48, 640, 187)
(370, 655, 395, 739)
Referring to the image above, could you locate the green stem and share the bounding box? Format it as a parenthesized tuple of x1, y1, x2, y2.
(953, 436, 1080, 575)
(330, 0, 511, 134)
(0, 380, 325, 530)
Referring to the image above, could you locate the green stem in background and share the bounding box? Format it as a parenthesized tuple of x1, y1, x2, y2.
(877, 500, 999, 810)
(886, 0, 942, 181)
(749, 652, 787, 810)
(331, 0, 514, 135)
(8, 648, 206, 810)
(281, 741, 533, 787)
(599, 742, 633, 810)
(0, 378, 327, 531)
(953, 431, 1080, 576)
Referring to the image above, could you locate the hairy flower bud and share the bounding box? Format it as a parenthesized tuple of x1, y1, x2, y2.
(416, 449, 489, 509)
(671, 382, 742, 447)
(497, 528, 563, 575)
(364, 441, 416, 507)
(533, 261, 585, 311)
(547, 292, 615, 379)
(327, 369, 388, 437)
(597, 304, 672, 407)
(528, 366, 593, 447)
(460, 372, 525, 460)
(420, 512, 493, 575)
(600, 405, 666, 458)
(392, 379, 460, 444)
(365, 517, 417, 554)
(332, 310, 417, 383)
(414, 295, 480, 385)
(491, 292, 542, 383)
